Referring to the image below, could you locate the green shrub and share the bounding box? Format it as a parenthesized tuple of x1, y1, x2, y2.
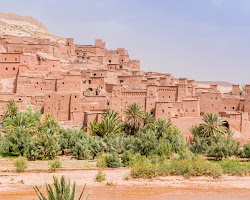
(4, 128, 32, 156)
(135, 130, 158, 156)
(157, 139, 172, 158)
(178, 148, 192, 160)
(18, 179, 25, 184)
(216, 159, 250, 176)
(243, 142, 250, 158)
(89, 137, 106, 158)
(96, 153, 107, 168)
(130, 157, 222, 179)
(206, 134, 240, 160)
(162, 125, 187, 154)
(25, 140, 39, 161)
(37, 132, 61, 160)
(190, 136, 210, 154)
(73, 140, 92, 160)
(48, 159, 62, 170)
(95, 170, 106, 182)
(121, 151, 133, 167)
(130, 159, 157, 179)
(169, 157, 222, 178)
(13, 156, 28, 172)
(105, 153, 120, 168)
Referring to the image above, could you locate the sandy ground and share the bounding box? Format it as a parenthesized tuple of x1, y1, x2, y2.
(0, 168, 250, 200)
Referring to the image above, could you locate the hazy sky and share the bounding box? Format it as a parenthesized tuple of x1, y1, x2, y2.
(1, 0, 250, 84)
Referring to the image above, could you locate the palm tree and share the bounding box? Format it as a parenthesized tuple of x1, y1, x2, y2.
(154, 118, 172, 138)
(37, 131, 61, 159)
(39, 114, 59, 132)
(200, 113, 228, 137)
(3, 99, 18, 120)
(2, 106, 41, 133)
(34, 175, 90, 200)
(124, 102, 145, 134)
(89, 110, 123, 136)
(143, 111, 155, 125)
(3, 112, 37, 132)
(189, 125, 203, 138)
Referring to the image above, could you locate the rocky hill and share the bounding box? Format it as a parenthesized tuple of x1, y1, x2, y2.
(0, 12, 65, 43)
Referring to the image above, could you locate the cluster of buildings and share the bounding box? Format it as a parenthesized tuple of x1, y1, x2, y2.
(0, 34, 249, 140)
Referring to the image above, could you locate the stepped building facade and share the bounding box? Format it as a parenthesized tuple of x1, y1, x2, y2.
(0, 34, 250, 140)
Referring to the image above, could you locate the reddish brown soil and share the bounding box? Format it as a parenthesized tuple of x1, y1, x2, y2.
(0, 169, 250, 200)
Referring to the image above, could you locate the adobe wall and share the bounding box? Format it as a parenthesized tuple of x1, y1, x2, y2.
(44, 92, 71, 121)
(171, 117, 203, 137)
(155, 99, 200, 120)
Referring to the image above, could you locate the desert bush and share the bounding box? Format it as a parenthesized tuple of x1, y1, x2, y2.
(216, 159, 250, 176)
(88, 137, 106, 158)
(95, 170, 106, 182)
(243, 142, 250, 158)
(96, 153, 107, 168)
(121, 151, 134, 167)
(169, 157, 222, 178)
(25, 139, 39, 161)
(156, 139, 172, 158)
(130, 159, 157, 179)
(105, 152, 120, 168)
(135, 130, 158, 156)
(4, 128, 32, 156)
(102, 134, 124, 154)
(130, 156, 222, 179)
(18, 179, 25, 184)
(49, 159, 62, 170)
(162, 125, 187, 154)
(174, 157, 221, 177)
(206, 134, 240, 160)
(0, 133, 5, 153)
(58, 129, 73, 154)
(178, 148, 192, 160)
(13, 156, 28, 172)
(73, 140, 92, 160)
(190, 135, 210, 154)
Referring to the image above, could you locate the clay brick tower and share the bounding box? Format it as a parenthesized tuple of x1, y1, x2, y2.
(146, 85, 158, 115)
(177, 78, 187, 101)
(232, 84, 240, 95)
(244, 85, 250, 115)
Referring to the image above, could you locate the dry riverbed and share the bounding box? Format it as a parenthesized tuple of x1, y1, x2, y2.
(0, 156, 250, 200)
